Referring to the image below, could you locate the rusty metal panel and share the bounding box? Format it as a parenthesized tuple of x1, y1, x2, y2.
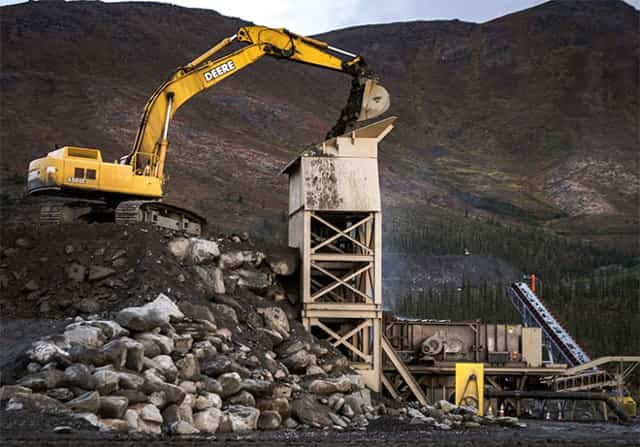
(522, 327, 542, 367)
(300, 157, 380, 211)
(487, 324, 496, 353)
(288, 168, 304, 214)
(288, 210, 304, 249)
(507, 325, 520, 355)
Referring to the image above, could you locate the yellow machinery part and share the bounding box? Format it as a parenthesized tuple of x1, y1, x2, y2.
(455, 363, 484, 416)
(615, 396, 637, 418)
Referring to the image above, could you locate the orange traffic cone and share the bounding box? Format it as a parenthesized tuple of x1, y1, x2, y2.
(558, 411, 563, 421)
(545, 411, 551, 420)
(487, 405, 494, 417)
(498, 404, 505, 417)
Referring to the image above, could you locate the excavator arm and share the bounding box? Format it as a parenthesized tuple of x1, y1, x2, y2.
(126, 26, 390, 180)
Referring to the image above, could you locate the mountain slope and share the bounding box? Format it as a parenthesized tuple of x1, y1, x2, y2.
(1, 0, 638, 245)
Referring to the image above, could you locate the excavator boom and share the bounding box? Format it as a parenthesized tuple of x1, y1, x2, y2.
(26, 25, 390, 235)
(128, 26, 389, 179)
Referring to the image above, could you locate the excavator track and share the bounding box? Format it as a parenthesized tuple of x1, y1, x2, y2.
(39, 203, 64, 224)
(39, 201, 111, 225)
(38, 200, 205, 235)
(115, 200, 205, 235)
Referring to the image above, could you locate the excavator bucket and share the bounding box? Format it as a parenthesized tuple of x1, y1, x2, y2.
(357, 79, 390, 121)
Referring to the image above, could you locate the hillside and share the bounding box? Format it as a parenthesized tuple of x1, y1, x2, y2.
(1, 0, 638, 246)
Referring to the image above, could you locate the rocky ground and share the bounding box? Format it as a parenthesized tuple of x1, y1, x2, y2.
(0, 223, 637, 446)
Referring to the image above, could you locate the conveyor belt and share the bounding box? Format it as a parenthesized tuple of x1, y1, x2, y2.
(509, 282, 590, 367)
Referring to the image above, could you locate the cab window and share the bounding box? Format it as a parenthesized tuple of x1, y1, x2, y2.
(74, 167, 85, 178)
(86, 169, 96, 180)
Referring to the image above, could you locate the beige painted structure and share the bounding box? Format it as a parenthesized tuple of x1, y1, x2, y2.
(283, 117, 396, 392)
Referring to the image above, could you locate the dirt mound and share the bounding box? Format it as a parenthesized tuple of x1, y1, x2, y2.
(0, 222, 211, 319)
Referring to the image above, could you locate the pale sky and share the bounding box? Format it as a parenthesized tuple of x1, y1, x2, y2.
(1, 0, 639, 35)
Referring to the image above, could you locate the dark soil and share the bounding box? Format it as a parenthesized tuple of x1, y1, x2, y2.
(1, 407, 639, 447)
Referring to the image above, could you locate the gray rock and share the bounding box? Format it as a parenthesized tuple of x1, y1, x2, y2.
(256, 397, 290, 421)
(218, 372, 242, 398)
(0, 385, 32, 401)
(188, 238, 220, 264)
(200, 376, 223, 395)
(306, 365, 325, 376)
(173, 334, 194, 354)
(437, 400, 455, 414)
(74, 298, 102, 314)
(135, 332, 174, 356)
(256, 328, 283, 347)
(179, 381, 197, 394)
(218, 251, 251, 270)
(63, 364, 95, 390)
(266, 249, 298, 276)
(148, 391, 167, 408)
(209, 303, 238, 325)
(194, 392, 222, 410)
(258, 307, 290, 341)
(67, 391, 101, 413)
(100, 339, 128, 368)
(281, 350, 315, 373)
(26, 340, 71, 365)
(307, 377, 352, 396)
(18, 369, 65, 391)
(201, 356, 233, 377)
(88, 266, 116, 282)
(117, 371, 144, 390)
(7, 392, 68, 413)
(226, 390, 255, 407)
(46, 387, 75, 402)
(193, 407, 222, 433)
(234, 267, 272, 293)
(329, 412, 349, 428)
(142, 369, 186, 405)
(343, 389, 371, 416)
(168, 238, 190, 260)
(66, 263, 86, 282)
(152, 355, 178, 382)
(212, 267, 226, 294)
(137, 418, 162, 434)
(94, 369, 119, 395)
(178, 302, 216, 324)
(130, 403, 163, 423)
(64, 324, 105, 348)
(73, 412, 100, 427)
(176, 354, 200, 381)
(113, 389, 148, 404)
(224, 405, 260, 432)
(192, 340, 217, 360)
(98, 418, 129, 433)
(240, 379, 272, 397)
(98, 396, 128, 419)
(170, 420, 200, 435)
(291, 394, 333, 427)
(117, 294, 184, 332)
(257, 410, 282, 430)
(162, 402, 193, 425)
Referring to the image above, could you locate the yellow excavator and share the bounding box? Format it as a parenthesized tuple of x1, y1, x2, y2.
(26, 26, 390, 235)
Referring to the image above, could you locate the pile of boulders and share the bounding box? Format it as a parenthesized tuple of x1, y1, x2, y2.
(0, 234, 526, 435)
(0, 292, 384, 434)
(398, 401, 526, 430)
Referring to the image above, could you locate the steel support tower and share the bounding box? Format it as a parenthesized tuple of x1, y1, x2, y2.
(283, 117, 396, 391)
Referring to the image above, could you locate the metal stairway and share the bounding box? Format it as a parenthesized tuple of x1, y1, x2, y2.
(509, 282, 590, 367)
